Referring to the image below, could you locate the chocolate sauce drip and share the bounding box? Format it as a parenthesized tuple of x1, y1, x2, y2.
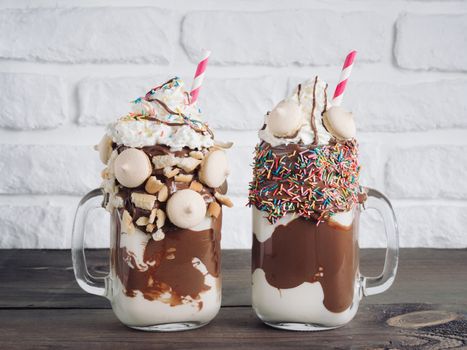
(297, 84, 302, 104)
(310, 76, 319, 146)
(115, 212, 222, 307)
(136, 144, 190, 159)
(252, 216, 359, 313)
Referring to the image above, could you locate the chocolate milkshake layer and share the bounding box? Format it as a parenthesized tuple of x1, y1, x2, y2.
(252, 215, 359, 313)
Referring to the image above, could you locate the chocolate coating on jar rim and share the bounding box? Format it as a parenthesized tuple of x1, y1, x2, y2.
(114, 211, 222, 309)
(252, 214, 359, 313)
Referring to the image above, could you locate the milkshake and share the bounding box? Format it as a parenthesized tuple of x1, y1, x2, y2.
(96, 77, 233, 330)
(248, 76, 366, 330)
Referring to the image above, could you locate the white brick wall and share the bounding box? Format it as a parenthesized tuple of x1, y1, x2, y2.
(0, 73, 66, 129)
(0, 8, 174, 63)
(182, 11, 390, 65)
(0, 0, 466, 249)
(395, 14, 467, 72)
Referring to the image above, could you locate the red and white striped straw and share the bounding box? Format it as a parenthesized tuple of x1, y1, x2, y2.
(190, 49, 211, 104)
(332, 50, 357, 106)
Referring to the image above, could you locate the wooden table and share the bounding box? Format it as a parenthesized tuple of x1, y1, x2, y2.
(0, 249, 466, 349)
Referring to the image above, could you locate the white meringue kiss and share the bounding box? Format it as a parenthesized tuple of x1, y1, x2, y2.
(199, 150, 229, 188)
(114, 148, 152, 188)
(166, 189, 207, 229)
(267, 100, 303, 137)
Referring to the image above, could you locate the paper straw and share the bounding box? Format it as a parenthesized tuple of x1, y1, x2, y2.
(190, 49, 211, 104)
(332, 51, 357, 106)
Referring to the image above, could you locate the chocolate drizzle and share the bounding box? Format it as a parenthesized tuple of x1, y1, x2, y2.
(252, 215, 359, 313)
(310, 76, 319, 145)
(114, 212, 222, 308)
(142, 78, 213, 137)
(132, 116, 183, 128)
(297, 84, 302, 104)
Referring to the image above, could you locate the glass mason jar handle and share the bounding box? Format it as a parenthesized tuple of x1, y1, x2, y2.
(71, 188, 109, 298)
(361, 187, 399, 296)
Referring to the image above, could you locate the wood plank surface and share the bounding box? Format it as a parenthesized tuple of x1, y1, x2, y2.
(0, 249, 466, 308)
(0, 304, 465, 349)
(1, 249, 466, 349)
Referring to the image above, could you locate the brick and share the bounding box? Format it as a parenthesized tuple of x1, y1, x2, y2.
(0, 145, 101, 195)
(203, 77, 287, 130)
(0, 73, 66, 130)
(0, 8, 173, 63)
(395, 205, 467, 248)
(386, 146, 467, 199)
(0, 204, 68, 248)
(182, 11, 389, 66)
(347, 80, 467, 132)
(78, 76, 165, 125)
(395, 14, 467, 72)
(359, 142, 386, 191)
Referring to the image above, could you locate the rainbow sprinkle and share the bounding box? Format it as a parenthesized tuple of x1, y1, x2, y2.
(248, 140, 362, 224)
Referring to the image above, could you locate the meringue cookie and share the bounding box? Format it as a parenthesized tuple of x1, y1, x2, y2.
(96, 135, 113, 164)
(199, 150, 229, 188)
(267, 100, 303, 137)
(166, 189, 207, 229)
(322, 106, 356, 140)
(114, 148, 152, 188)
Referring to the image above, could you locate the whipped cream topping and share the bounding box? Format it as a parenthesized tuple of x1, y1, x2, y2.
(107, 78, 214, 151)
(259, 77, 332, 147)
(140, 77, 203, 123)
(107, 118, 214, 150)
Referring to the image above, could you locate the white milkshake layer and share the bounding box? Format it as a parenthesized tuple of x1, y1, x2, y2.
(252, 269, 359, 327)
(112, 274, 220, 327)
(253, 207, 354, 242)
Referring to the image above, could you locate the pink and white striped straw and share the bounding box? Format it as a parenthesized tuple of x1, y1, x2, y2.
(190, 49, 211, 104)
(332, 50, 357, 106)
